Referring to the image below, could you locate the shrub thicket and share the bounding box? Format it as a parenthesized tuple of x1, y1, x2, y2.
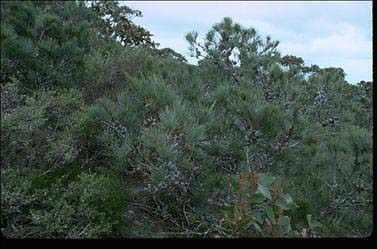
(1, 1, 372, 238)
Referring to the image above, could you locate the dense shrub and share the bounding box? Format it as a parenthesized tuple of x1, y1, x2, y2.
(1, 80, 84, 169)
(1, 168, 128, 238)
(1, 1, 372, 238)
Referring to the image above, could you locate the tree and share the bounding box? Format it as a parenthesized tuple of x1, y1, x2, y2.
(186, 17, 280, 85)
(1, 1, 95, 89)
(89, 1, 157, 48)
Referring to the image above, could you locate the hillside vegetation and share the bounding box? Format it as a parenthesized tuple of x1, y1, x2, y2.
(1, 1, 372, 238)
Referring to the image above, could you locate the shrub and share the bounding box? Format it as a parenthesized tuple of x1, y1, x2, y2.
(1, 81, 85, 169)
(1, 168, 129, 238)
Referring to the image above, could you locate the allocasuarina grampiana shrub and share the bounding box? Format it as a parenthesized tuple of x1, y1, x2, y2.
(1, 1, 372, 238)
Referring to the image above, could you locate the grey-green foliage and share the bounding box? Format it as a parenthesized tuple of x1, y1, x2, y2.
(29, 172, 128, 238)
(1, 168, 128, 238)
(186, 17, 280, 87)
(1, 79, 84, 169)
(0, 2, 372, 238)
(1, 1, 95, 89)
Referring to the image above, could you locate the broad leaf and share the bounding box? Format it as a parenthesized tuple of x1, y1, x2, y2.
(306, 214, 312, 227)
(265, 206, 275, 222)
(257, 174, 275, 187)
(249, 210, 263, 224)
(257, 184, 272, 200)
(249, 193, 266, 204)
(253, 222, 264, 236)
(276, 193, 297, 210)
(277, 216, 290, 227)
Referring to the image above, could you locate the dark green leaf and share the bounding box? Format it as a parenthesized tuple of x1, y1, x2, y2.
(265, 206, 275, 222)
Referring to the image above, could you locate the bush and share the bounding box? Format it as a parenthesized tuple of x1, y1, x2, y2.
(1, 81, 85, 169)
(1, 2, 372, 238)
(1, 168, 129, 238)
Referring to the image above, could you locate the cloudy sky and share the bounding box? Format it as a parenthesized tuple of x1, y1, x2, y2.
(124, 1, 372, 84)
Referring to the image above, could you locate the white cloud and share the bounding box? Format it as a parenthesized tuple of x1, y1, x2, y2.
(280, 23, 372, 59)
(305, 57, 372, 83)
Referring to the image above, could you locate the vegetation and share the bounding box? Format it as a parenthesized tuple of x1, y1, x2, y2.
(1, 1, 372, 238)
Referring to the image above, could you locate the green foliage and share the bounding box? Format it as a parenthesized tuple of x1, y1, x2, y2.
(1, 81, 85, 169)
(1, 1, 95, 89)
(89, 0, 156, 48)
(219, 172, 300, 237)
(29, 172, 128, 238)
(0, 2, 372, 238)
(1, 168, 129, 238)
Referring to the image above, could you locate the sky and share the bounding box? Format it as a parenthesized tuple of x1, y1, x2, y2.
(124, 1, 373, 84)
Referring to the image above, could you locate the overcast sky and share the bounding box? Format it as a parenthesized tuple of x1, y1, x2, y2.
(124, 1, 372, 84)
